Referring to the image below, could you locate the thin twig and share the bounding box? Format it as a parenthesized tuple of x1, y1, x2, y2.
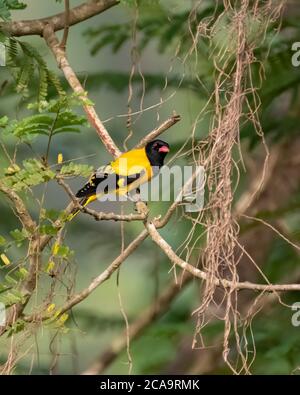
(242, 214, 300, 252)
(57, 177, 147, 222)
(145, 222, 300, 292)
(24, 230, 149, 324)
(45, 108, 61, 164)
(135, 114, 181, 148)
(59, 0, 70, 49)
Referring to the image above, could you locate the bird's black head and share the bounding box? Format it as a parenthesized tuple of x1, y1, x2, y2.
(145, 139, 170, 167)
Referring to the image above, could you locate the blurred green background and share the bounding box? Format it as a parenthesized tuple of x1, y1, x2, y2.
(0, 0, 300, 374)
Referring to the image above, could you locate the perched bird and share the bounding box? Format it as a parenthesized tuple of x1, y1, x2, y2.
(70, 139, 170, 219)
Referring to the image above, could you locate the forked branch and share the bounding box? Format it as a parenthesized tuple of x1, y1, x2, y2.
(0, 1, 118, 37)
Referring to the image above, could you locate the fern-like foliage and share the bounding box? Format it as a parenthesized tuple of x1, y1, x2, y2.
(2, 95, 88, 143)
(83, 0, 229, 60)
(84, 1, 300, 148)
(0, 94, 91, 198)
(59, 162, 93, 178)
(0, 0, 26, 21)
(0, 269, 28, 307)
(2, 158, 56, 191)
(84, 3, 219, 55)
(4, 38, 65, 103)
(81, 71, 201, 94)
(1, 158, 92, 192)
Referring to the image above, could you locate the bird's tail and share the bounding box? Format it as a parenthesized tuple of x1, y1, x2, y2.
(67, 197, 90, 221)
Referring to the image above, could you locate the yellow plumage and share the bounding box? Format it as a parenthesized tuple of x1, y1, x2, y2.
(69, 148, 153, 220)
(69, 139, 169, 220)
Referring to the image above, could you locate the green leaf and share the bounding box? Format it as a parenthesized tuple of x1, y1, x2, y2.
(40, 209, 64, 222)
(6, 319, 25, 337)
(0, 116, 9, 127)
(0, 288, 26, 305)
(10, 228, 28, 246)
(0, 284, 12, 294)
(3, 159, 56, 191)
(60, 162, 93, 178)
(4, 274, 18, 286)
(4, 97, 87, 142)
(4, 38, 64, 102)
(16, 56, 34, 96)
(0, 1, 26, 21)
(53, 244, 73, 258)
(40, 224, 58, 236)
(6, 0, 26, 10)
(14, 267, 28, 281)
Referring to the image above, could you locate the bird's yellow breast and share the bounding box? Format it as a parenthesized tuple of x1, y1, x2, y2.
(110, 148, 153, 179)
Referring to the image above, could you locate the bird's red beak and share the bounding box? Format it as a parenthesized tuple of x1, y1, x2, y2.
(158, 146, 169, 153)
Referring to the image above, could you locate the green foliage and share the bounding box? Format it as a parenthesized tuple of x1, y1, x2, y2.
(40, 208, 65, 222)
(6, 319, 25, 336)
(81, 71, 199, 95)
(1, 226, 30, 250)
(52, 244, 73, 258)
(0, 267, 28, 307)
(2, 159, 56, 191)
(84, 3, 218, 55)
(0, 0, 26, 21)
(0, 116, 9, 127)
(250, 306, 300, 374)
(39, 224, 58, 236)
(2, 96, 87, 142)
(0, 289, 25, 305)
(84, 14, 182, 55)
(59, 162, 93, 178)
(84, 1, 300, 148)
(10, 228, 28, 247)
(264, 240, 300, 284)
(4, 38, 65, 102)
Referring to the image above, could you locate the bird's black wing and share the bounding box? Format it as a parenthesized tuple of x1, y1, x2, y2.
(75, 165, 144, 198)
(75, 165, 111, 198)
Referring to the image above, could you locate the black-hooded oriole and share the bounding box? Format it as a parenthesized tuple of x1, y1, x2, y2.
(70, 139, 169, 218)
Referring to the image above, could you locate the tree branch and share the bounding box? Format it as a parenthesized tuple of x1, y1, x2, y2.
(59, 0, 70, 49)
(0, 185, 41, 336)
(25, 229, 149, 325)
(0, 0, 182, 340)
(0, 0, 118, 37)
(43, 24, 121, 158)
(57, 177, 147, 222)
(0, 184, 36, 233)
(145, 222, 300, 292)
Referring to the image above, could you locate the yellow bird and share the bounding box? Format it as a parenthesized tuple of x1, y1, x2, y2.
(70, 139, 170, 218)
